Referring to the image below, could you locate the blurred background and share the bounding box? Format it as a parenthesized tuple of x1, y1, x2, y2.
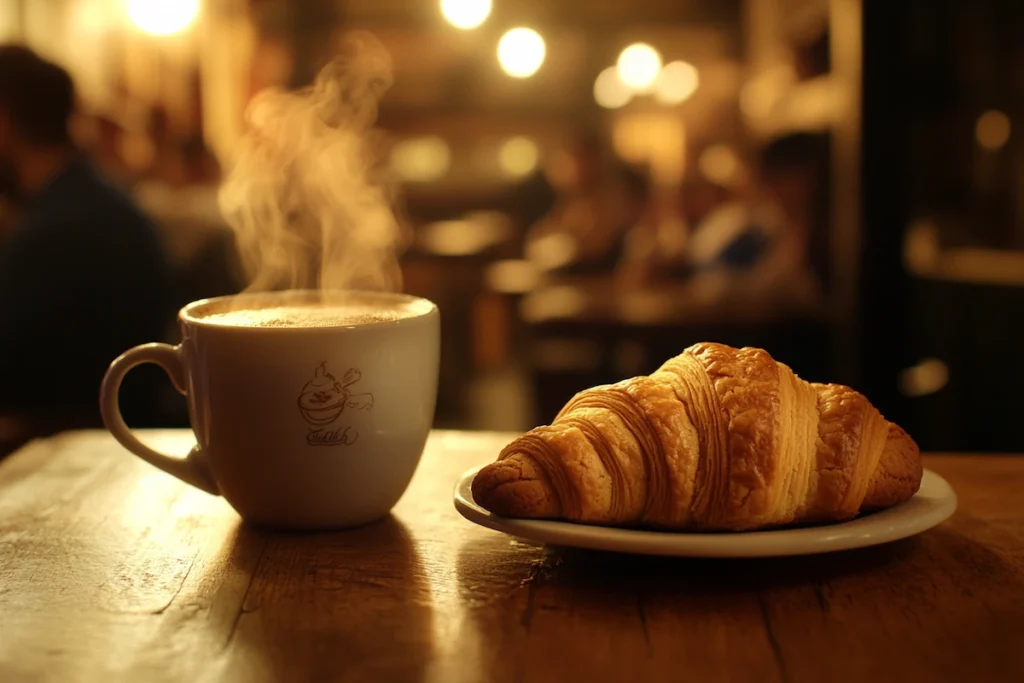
(0, 0, 1022, 453)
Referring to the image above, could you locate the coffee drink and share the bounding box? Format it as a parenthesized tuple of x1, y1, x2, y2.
(100, 289, 440, 529)
(200, 305, 407, 329)
(193, 296, 433, 329)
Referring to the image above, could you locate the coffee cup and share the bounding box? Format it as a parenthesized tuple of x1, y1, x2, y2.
(100, 290, 440, 529)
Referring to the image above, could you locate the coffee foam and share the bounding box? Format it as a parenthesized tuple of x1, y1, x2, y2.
(197, 303, 417, 329)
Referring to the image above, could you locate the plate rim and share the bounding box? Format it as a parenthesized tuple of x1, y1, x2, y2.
(453, 464, 958, 558)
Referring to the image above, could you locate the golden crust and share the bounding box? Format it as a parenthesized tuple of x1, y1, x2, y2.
(862, 423, 922, 510)
(556, 382, 655, 522)
(685, 343, 782, 528)
(806, 382, 874, 521)
(621, 375, 700, 527)
(471, 342, 923, 531)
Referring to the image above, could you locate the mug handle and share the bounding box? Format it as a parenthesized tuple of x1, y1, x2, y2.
(100, 343, 220, 495)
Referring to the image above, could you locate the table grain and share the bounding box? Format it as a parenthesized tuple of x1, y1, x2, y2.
(0, 430, 1022, 683)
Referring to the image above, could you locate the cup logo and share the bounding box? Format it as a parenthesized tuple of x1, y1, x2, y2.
(297, 362, 373, 446)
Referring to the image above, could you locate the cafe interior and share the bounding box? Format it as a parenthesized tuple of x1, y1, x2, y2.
(0, 0, 1022, 456)
(2, 2, 1024, 682)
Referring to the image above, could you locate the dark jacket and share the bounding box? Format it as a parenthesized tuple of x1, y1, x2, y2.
(0, 156, 172, 425)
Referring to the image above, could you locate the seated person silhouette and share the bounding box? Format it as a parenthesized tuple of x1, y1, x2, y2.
(682, 134, 828, 308)
(0, 46, 172, 434)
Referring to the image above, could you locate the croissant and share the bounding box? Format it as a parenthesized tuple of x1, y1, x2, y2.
(472, 342, 922, 531)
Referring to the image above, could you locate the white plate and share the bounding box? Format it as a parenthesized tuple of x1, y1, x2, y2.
(453, 465, 957, 558)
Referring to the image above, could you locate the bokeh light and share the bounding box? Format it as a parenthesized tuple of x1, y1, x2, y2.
(899, 358, 949, 398)
(126, 0, 200, 36)
(420, 220, 495, 256)
(499, 136, 540, 177)
(486, 259, 542, 294)
(616, 43, 662, 92)
(0, 4, 15, 39)
(72, 0, 110, 36)
(526, 233, 578, 271)
(698, 144, 740, 186)
(440, 0, 492, 31)
(740, 77, 783, 120)
(594, 66, 633, 109)
(497, 28, 546, 79)
(976, 110, 1011, 150)
(390, 136, 451, 183)
(654, 61, 699, 104)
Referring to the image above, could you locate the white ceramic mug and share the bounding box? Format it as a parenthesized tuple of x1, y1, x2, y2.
(100, 290, 440, 529)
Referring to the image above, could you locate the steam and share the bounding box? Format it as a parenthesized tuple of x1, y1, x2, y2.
(219, 32, 407, 293)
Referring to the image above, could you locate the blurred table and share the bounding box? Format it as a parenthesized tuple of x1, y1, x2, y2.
(517, 275, 830, 422)
(401, 214, 521, 427)
(1, 430, 1022, 683)
(519, 273, 826, 328)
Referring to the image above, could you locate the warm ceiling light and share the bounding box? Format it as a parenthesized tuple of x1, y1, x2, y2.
(976, 109, 1011, 150)
(654, 61, 699, 105)
(497, 27, 546, 79)
(440, 0, 491, 30)
(616, 43, 662, 92)
(593, 66, 633, 109)
(126, 0, 200, 36)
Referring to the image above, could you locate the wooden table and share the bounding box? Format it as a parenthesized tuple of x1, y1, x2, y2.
(1, 431, 1022, 683)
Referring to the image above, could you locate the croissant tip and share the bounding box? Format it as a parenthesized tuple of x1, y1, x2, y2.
(472, 455, 561, 519)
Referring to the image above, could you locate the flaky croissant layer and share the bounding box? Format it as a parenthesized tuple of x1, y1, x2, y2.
(472, 342, 922, 531)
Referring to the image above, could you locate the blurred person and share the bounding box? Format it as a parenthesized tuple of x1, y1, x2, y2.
(680, 176, 733, 229)
(616, 175, 732, 286)
(135, 133, 223, 224)
(180, 135, 222, 185)
(523, 131, 648, 274)
(498, 163, 558, 252)
(134, 132, 233, 302)
(73, 112, 136, 186)
(680, 133, 830, 307)
(0, 45, 172, 431)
